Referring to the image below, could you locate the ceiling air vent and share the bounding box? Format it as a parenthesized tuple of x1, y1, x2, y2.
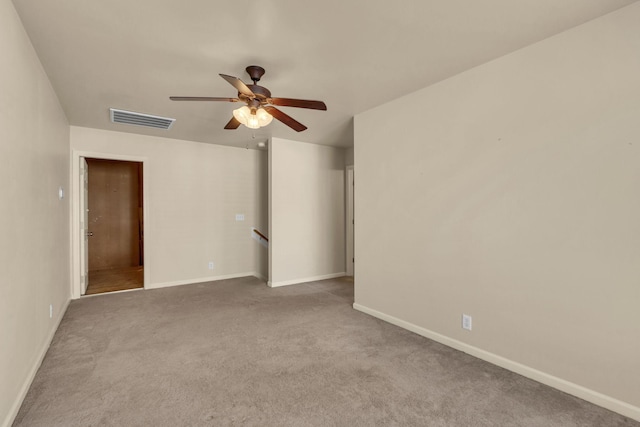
(110, 108, 175, 130)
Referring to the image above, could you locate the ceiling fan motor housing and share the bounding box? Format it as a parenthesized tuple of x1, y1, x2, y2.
(242, 85, 271, 103)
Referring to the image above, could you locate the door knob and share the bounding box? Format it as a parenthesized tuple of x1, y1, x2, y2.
(86, 232, 94, 237)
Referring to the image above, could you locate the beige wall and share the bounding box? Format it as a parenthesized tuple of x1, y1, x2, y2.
(71, 127, 268, 292)
(0, 1, 71, 425)
(354, 3, 640, 420)
(269, 138, 346, 286)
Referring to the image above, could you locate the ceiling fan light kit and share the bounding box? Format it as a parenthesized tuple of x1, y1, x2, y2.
(232, 105, 273, 129)
(171, 65, 326, 132)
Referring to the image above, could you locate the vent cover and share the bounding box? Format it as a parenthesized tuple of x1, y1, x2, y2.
(110, 108, 175, 130)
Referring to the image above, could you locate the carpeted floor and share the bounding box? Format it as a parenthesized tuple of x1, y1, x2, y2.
(14, 276, 638, 426)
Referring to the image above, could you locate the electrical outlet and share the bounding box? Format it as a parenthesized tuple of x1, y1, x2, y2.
(235, 214, 245, 221)
(49, 304, 53, 319)
(208, 261, 214, 270)
(462, 314, 472, 331)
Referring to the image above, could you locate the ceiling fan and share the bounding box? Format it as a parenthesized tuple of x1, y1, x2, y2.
(170, 65, 327, 132)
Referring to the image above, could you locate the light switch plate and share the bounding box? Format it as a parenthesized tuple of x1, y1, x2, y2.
(235, 214, 245, 221)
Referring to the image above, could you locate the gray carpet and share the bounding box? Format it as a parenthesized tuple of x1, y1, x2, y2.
(14, 276, 637, 426)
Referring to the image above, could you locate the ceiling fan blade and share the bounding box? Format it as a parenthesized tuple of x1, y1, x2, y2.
(268, 98, 327, 110)
(224, 116, 241, 130)
(263, 106, 307, 132)
(219, 74, 255, 98)
(170, 96, 239, 102)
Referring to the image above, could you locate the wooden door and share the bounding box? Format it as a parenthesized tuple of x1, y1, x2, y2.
(87, 159, 143, 271)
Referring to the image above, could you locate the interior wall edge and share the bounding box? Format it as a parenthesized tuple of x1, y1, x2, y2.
(352, 302, 640, 422)
(269, 137, 346, 284)
(2, 298, 71, 427)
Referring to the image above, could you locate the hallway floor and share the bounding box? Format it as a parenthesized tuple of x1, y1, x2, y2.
(86, 266, 143, 295)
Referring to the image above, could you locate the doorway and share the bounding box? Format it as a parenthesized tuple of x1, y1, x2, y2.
(82, 158, 144, 295)
(346, 165, 354, 277)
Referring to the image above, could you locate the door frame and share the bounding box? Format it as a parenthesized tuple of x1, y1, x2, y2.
(346, 165, 354, 276)
(71, 150, 148, 299)
(79, 157, 89, 295)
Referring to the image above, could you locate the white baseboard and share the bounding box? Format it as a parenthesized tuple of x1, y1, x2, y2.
(353, 303, 640, 422)
(3, 298, 71, 427)
(268, 272, 346, 288)
(148, 272, 258, 290)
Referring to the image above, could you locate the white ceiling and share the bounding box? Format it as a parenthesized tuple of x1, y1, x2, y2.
(13, 0, 637, 149)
